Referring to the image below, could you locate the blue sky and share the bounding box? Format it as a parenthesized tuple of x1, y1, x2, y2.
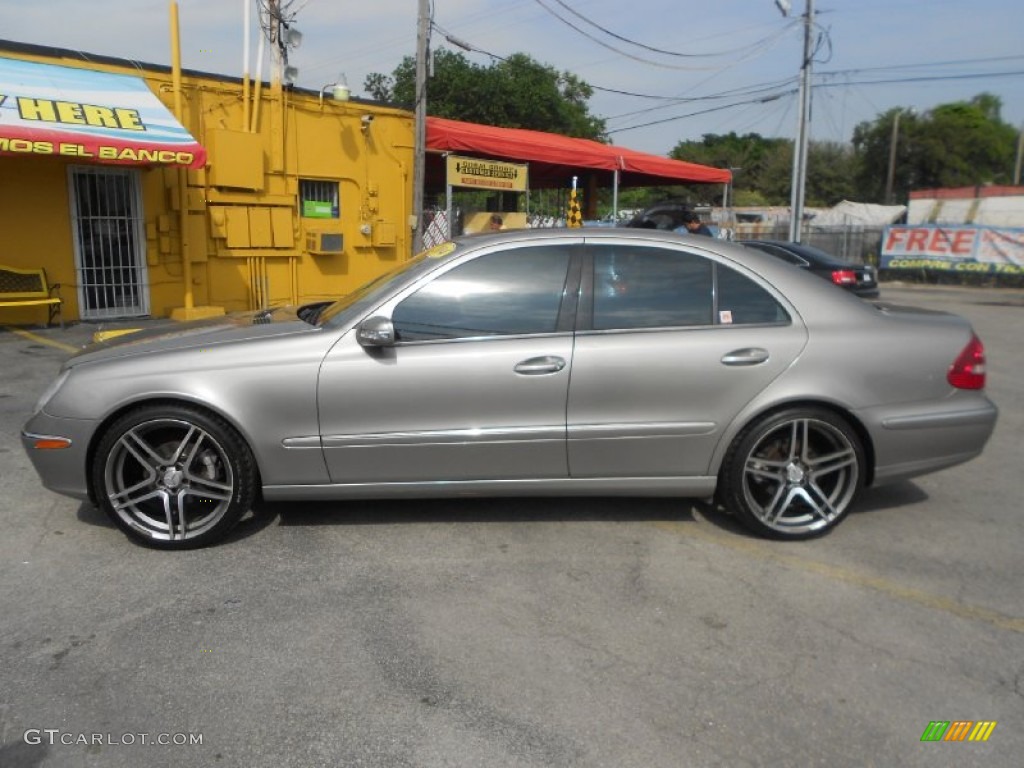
(3, 0, 1022, 157)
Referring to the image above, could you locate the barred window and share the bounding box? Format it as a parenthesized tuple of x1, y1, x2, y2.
(299, 179, 339, 219)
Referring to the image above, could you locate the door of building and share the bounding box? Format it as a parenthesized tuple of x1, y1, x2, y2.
(68, 166, 149, 319)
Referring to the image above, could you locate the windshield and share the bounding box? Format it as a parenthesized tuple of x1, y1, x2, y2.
(315, 254, 428, 326)
(309, 243, 462, 327)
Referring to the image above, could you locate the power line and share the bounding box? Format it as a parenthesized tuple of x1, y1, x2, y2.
(608, 68, 1024, 137)
(303, 6, 1023, 142)
(601, 59, 1024, 123)
(530, 0, 798, 72)
(543, 0, 796, 59)
(816, 70, 1024, 89)
(818, 54, 1024, 78)
(431, 22, 799, 111)
(604, 78, 798, 121)
(427, 28, 799, 131)
(606, 91, 797, 135)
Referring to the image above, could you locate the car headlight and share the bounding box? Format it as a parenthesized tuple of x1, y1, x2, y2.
(34, 368, 71, 415)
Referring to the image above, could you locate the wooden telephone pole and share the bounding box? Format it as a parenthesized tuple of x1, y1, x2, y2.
(413, 0, 430, 253)
(788, 0, 814, 243)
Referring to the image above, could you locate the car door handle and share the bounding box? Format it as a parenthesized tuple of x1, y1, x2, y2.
(721, 347, 770, 366)
(514, 356, 567, 375)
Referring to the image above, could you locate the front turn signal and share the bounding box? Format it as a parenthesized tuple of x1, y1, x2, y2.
(34, 437, 73, 450)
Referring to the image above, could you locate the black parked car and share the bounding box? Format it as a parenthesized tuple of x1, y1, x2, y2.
(625, 202, 694, 230)
(741, 240, 879, 298)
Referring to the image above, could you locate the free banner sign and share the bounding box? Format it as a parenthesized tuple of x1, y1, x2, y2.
(881, 225, 1024, 275)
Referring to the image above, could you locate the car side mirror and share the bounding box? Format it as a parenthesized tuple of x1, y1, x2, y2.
(356, 316, 396, 348)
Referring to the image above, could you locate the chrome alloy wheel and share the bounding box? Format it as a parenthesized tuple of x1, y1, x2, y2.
(740, 416, 860, 536)
(103, 418, 235, 542)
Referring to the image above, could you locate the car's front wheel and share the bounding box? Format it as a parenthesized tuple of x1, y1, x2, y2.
(92, 404, 257, 549)
(719, 408, 864, 539)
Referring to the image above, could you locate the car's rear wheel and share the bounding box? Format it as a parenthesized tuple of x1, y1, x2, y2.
(92, 404, 257, 549)
(720, 408, 864, 539)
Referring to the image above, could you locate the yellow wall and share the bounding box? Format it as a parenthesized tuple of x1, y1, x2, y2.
(0, 46, 415, 324)
(0, 156, 79, 324)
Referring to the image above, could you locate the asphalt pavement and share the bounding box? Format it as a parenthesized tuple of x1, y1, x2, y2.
(1, 283, 1022, 768)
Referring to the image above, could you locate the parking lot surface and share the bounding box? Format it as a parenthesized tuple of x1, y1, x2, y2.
(1, 283, 1022, 767)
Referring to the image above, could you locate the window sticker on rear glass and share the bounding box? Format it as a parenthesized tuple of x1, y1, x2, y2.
(719, 310, 733, 324)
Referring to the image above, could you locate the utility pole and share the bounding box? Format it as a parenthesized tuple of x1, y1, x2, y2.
(269, 0, 281, 86)
(788, 0, 814, 243)
(413, 0, 430, 254)
(1014, 123, 1024, 186)
(169, 0, 193, 315)
(885, 110, 903, 205)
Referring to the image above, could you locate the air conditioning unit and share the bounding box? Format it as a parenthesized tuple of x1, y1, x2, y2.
(306, 232, 344, 255)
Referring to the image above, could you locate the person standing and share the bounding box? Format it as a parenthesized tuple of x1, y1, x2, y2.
(678, 210, 713, 237)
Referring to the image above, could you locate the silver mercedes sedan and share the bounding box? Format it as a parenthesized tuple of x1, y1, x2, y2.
(23, 229, 997, 549)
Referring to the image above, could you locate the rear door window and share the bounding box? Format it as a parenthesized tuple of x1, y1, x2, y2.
(716, 262, 790, 325)
(592, 246, 713, 329)
(587, 244, 789, 330)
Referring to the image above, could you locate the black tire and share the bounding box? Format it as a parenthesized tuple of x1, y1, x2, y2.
(91, 404, 258, 549)
(719, 407, 864, 540)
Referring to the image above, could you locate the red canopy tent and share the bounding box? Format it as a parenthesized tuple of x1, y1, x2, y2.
(426, 116, 731, 190)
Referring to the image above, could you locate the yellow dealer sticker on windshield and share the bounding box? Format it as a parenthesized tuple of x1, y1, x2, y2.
(424, 242, 456, 259)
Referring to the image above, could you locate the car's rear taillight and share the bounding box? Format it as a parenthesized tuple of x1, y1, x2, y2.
(831, 269, 857, 285)
(948, 334, 986, 390)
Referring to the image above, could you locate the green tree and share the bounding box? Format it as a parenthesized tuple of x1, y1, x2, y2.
(364, 49, 606, 140)
(805, 141, 860, 206)
(668, 132, 857, 207)
(852, 93, 1017, 202)
(669, 132, 784, 206)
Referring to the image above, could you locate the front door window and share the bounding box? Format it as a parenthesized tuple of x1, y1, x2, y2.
(392, 245, 574, 341)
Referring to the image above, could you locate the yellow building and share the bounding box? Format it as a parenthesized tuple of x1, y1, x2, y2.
(0, 39, 414, 325)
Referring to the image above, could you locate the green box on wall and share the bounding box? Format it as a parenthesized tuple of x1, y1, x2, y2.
(303, 200, 336, 218)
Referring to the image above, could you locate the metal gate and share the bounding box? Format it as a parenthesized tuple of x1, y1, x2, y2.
(68, 166, 149, 319)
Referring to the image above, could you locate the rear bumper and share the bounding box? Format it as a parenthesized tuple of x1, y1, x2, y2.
(860, 398, 998, 485)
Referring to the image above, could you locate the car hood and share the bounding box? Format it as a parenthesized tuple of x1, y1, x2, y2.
(69, 307, 317, 366)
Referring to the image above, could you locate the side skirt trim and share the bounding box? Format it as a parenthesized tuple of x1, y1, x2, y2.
(262, 476, 718, 501)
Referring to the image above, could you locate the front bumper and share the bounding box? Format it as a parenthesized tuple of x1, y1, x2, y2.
(21, 411, 100, 501)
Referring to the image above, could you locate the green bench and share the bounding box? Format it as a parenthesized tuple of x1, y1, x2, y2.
(0, 264, 64, 328)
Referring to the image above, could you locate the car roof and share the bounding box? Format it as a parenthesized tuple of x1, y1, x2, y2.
(319, 228, 874, 332)
(448, 228, 867, 311)
(450, 227, 813, 273)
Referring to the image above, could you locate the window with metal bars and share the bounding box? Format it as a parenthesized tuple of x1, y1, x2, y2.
(299, 179, 339, 219)
(68, 167, 148, 319)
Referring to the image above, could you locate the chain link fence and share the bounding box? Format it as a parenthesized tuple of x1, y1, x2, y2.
(731, 223, 886, 266)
